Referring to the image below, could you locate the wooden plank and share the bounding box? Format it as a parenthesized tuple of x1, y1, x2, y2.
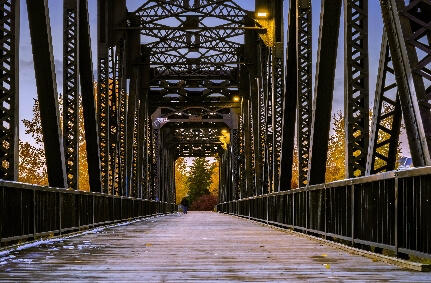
(0, 212, 430, 281)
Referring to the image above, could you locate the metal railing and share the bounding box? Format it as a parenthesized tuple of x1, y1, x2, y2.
(0, 180, 175, 246)
(218, 167, 431, 259)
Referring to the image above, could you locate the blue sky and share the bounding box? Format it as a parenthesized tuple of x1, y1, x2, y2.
(19, 1, 407, 155)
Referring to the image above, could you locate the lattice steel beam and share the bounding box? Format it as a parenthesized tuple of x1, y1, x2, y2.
(63, 0, 79, 190)
(79, 0, 102, 193)
(0, 0, 18, 180)
(126, 68, 138, 197)
(344, 0, 369, 178)
(367, 30, 402, 175)
(308, 0, 342, 186)
(116, 39, 127, 195)
(271, 0, 284, 193)
(231, 128, 239, 200)
(151, 128, 159, 200)
(27, 0, 67, 188)
(258, 44, 269, 195)
(98, 0, 110, 193)
(380, 0, 431, 166)
(279, 0, 297, 191)
(296, 0, 312, 187)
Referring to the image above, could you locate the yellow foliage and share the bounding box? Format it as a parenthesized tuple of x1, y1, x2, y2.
(290, 146, 299, 189)
(19, 96, 90, 191)
(209, 158, 219, 197)
(18, 141, 48, 186)
(325, 111, 346, 182)
(175, 157, 188, 204)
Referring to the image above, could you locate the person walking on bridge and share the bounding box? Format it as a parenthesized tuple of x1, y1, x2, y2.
(181, 197, 189, 214)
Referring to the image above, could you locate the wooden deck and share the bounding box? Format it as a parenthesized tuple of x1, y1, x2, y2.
(0, 212, 430, 282)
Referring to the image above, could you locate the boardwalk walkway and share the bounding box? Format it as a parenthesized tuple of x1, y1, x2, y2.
(0, 212, 430, 282)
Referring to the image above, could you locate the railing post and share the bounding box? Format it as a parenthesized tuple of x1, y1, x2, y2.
(33, 188, 36, 241)
(58, 192, 62, 235)
(324, 187, 327, 238)
(0, 187, 3, 244)
(351, 184, 355, 246)
(394, 174, 399, 257)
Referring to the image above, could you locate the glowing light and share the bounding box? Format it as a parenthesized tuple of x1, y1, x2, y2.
(232, 96, 240, 102)
(257, 12, 268, 18)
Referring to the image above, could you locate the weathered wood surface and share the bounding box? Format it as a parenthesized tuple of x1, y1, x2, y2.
(0, 212, 430, 282)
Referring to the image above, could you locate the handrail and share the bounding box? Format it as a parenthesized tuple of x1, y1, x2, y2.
(218, 166, 431, 260)
(0, 180, 175, 247)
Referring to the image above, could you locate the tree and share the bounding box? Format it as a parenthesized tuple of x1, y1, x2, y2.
(323, 108, 402, 183)
(175, 157, 188, 204)
(325, 111, 346, 182)
(19, 97, 90, 190)
(290, 146, 299, 189)
(186, 157, 213, 205)
(208, 158, 219, 197)
(18, 141, 48, 185)
(19, 99, 48, 185)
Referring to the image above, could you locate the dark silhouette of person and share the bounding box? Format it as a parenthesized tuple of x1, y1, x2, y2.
(181, 197, 189, 214)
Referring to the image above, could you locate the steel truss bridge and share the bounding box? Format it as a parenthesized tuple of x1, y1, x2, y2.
(0, 0, 430, 262)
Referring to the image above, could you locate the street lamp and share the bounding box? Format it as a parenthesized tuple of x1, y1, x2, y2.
(232, 95, 240, 102)
(255, 0, 270, 18)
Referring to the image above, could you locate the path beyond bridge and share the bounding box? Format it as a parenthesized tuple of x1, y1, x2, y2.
(0, 212, 429, 282)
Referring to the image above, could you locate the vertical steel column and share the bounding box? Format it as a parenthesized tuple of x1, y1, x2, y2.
(258, 45, 269, 194)
(380, 0, 431, 166)
(226, 143, 233, 201)
(79, 0, 102, 193)
(0, 0, 19, 180)
(219, 149, 228, 203)
(63, 0, 79, 190)
(125, 15, 141, 197)
(244, 27, 258, 196)
(117, 39, 127, 196)
(137, 90, 148, 199)
(366, 31, 402, 175)
(98, 0, 110, 193)
(255, 45, 264, 196)
(140, 51, 150, 199)
(296, 0, 312, 187)
(279, 0, 297, 191)
(168, 152, 175, 204)
(109, 47, 119, 195)
(243, 98, 254, 198)
(151, 128, 160, 200)
(231, 127, 239, 200)
(238, 110, 246, 199)
(159, 147, 166, 202)
(26, 0, 67, 188)
(266, 48, 274, 194)
(144, 116, 151, 199)
(344, 0, 369, 178)
(272, 0, 284, 193)
(307, 0, 342, 185)
(131, 108, 139, 197)
(126, 68, 138, 197)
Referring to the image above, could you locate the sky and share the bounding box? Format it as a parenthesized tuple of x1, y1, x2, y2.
(18, 1, 408, 156)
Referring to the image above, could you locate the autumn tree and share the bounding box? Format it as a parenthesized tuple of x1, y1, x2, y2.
(186, 157, 213, 205)
(19, 99, 48, 185)
(324, 108, 402, 183)
(325, 111, 346, 182)
(208, 157, 219, 197)
(290, 146, 299, 189)
(175, 157, 189, 204)
(19, 97, 90, 191)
